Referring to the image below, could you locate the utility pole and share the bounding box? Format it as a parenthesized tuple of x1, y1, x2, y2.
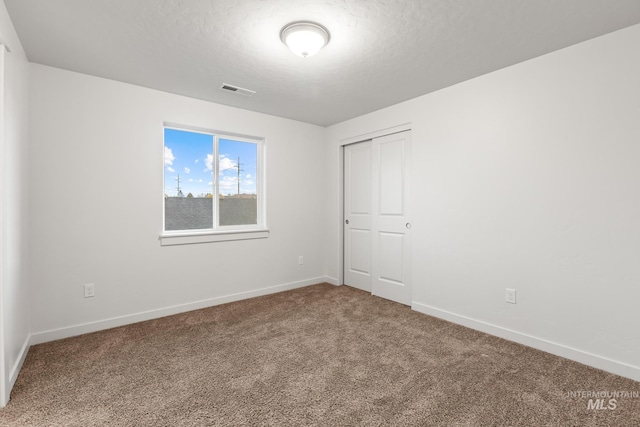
(176, 174, 183, 197)
(237, 156, 243, 196)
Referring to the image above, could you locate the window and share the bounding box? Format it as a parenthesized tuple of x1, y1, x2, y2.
(161, 125, 267, 245)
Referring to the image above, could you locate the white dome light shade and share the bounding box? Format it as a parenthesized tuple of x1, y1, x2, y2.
(280, 22, 330, 58)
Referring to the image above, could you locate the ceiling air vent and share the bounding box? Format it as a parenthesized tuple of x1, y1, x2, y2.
(219, 83, 256, 97)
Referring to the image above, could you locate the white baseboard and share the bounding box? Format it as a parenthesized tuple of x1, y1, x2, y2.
(412, 302, 640, 383)
(31, 277, 331, 345)
(324, 276, 339, 286)
(9, 335, 30, 391)
(1, 334, 31, 408)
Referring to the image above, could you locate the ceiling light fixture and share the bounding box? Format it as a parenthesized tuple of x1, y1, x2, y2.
(280, 22, 330, 58)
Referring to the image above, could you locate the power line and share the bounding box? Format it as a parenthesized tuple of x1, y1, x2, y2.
(176, 174, 183, 197)
(237, 157, 243, 196)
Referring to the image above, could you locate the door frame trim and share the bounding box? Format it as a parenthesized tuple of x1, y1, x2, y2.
(339, 123, 412, 286)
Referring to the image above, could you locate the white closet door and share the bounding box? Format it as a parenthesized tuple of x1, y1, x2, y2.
(344, 140, 373, 292)
(370, 131, 412, 305)
(344, 131, 412, 305)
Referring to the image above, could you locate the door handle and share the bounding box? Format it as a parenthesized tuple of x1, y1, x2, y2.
(345, 219, 349, 225)
(406, 223, 411, 229)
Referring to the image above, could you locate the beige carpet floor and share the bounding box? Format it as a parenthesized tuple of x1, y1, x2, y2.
(1, 283, 638, 426)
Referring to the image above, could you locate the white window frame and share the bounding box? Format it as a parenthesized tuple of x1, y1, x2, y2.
(160, 123, 268, 246)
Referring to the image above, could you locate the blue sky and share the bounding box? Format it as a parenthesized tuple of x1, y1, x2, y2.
(164, 128, 257, 197)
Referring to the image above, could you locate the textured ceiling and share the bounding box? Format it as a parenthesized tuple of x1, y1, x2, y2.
(5, 0, 640, 126)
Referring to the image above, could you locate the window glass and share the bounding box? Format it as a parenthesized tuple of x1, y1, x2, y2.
(219, 138, 258, 226)
(163, 127, 264, 234)
(164, 128, 214, 231)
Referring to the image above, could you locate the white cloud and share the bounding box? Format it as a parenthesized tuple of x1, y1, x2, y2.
(246, 174, 252, 179)
(204, 154, 239, 173)
(195, 159, 199, 164)
(219, 155, 236, 172)
(164, 147, 175, 165)
(167, 166, 175, 173)
(198, 179, 203, 183)
(188, 178, 194, 182)
(219, 175, 238, 194)
(184, 167, 191, 174)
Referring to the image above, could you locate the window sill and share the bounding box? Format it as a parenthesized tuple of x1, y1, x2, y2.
(160, 229, 269, 246)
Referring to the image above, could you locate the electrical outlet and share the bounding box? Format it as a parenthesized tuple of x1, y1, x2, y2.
(505, 288, 516, 304)
(84, 283, 95, 298)
(298, 256, 304, 265)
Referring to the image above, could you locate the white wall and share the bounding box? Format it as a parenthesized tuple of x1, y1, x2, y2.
(0, 0, 30, 407)
(325, 24, 640, 381)
(3, 3, 639, 406)
(28, 64, 328, 342)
